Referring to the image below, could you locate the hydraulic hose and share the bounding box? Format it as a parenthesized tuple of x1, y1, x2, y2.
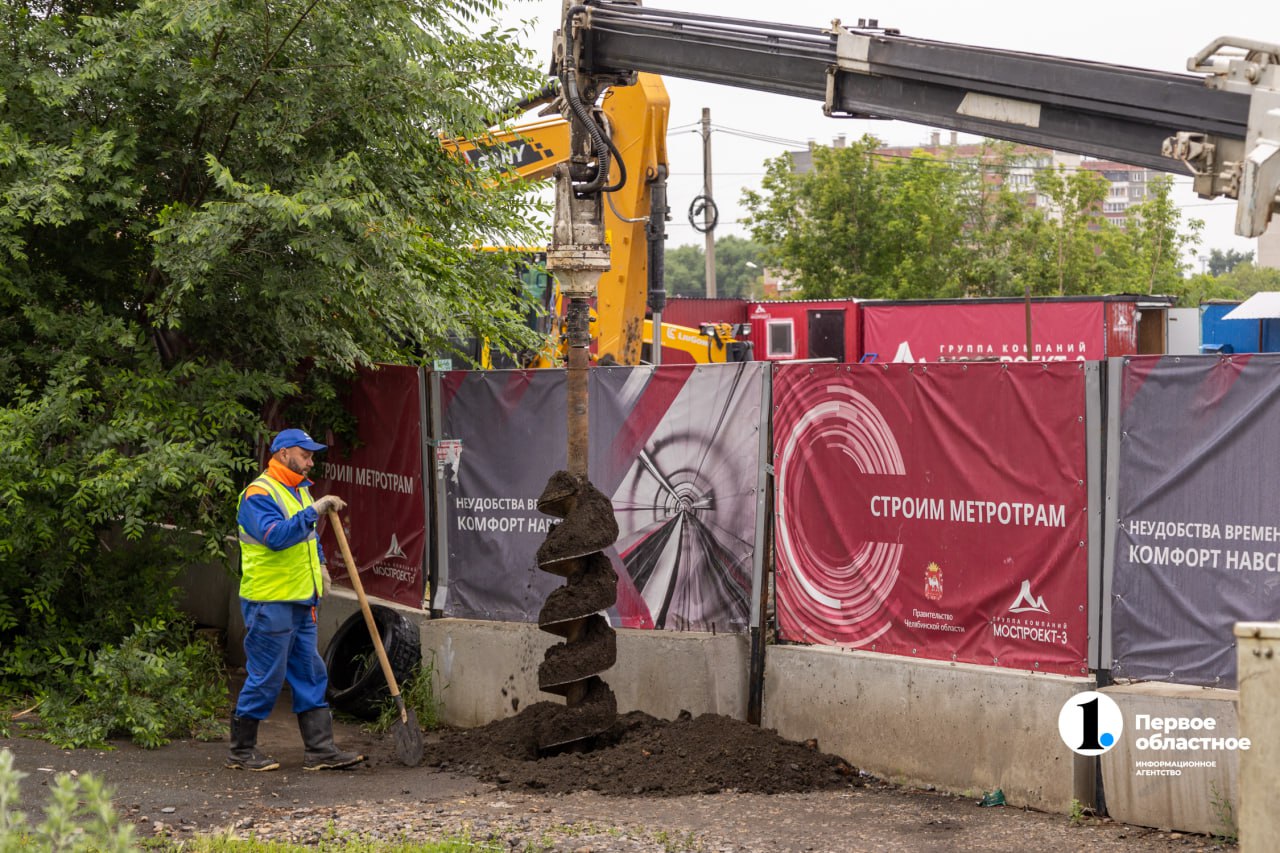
(561, 3, 614, 195)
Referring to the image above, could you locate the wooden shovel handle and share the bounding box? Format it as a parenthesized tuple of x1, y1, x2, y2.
(329, 511, 403, 702)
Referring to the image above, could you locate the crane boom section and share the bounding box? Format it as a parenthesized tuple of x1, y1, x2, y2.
(564, 2, 1278, 235)
(444, 116, 569, 182)
(578, 5, 1247, 168)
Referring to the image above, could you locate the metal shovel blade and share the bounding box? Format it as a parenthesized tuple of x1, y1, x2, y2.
(393, 700, 423, 767)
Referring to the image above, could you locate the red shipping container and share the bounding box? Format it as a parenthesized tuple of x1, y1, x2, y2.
(747, 299, 861, 363)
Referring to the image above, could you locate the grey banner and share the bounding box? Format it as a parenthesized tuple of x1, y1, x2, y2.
(1111, 354, 1280, 687)
(437, 363, 764, 632)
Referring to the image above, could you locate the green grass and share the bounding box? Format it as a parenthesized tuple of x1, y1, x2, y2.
(1209, 781, 1238, 844)
(367, 657, 443, 734)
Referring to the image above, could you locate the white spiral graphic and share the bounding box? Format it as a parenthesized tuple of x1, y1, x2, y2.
(775, 375, 905, 646)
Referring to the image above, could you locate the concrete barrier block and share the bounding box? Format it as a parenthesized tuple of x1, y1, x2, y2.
(420, 619, 750, 728)
(611, 628, 749, 720)
(1235, 622, 1280, 852)
(423, 619, 555, 727)
(1099, 682, 1239, 837)
(762, 644, 1094, 812)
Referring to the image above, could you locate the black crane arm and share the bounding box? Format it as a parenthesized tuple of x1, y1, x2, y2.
(556, 1, 1280, 236)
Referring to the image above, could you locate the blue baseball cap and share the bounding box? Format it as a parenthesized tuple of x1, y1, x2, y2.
(270, 428, 327, 453)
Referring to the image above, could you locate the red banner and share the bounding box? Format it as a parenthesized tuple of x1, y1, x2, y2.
(313, 365, 427, 609)
(861, 300, 1104, 363)
(773, 362, 1088, 675)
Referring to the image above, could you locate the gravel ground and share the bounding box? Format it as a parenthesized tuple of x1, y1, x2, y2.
(1, 705, 1238, 853)
(191, 787, 1235, 853)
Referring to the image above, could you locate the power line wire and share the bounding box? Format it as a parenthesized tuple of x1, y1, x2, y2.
(674, 121, 1222, 180)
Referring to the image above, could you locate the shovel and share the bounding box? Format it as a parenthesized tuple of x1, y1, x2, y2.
(328, 511, 423, 767)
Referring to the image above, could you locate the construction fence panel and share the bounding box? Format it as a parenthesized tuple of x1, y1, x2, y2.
(312, 364, 429, 609)
(772, 362, 1091, 676)
(432, 362, 767, 632)
(1109, 354, 1280, 688)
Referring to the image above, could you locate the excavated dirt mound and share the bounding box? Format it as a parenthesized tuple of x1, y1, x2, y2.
(425, 707, 863, 797)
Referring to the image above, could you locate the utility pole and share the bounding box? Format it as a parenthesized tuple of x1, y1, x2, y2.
(701, 108, 717, 298)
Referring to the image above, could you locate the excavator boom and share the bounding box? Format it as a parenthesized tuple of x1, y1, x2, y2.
(447, 72, 746, 367)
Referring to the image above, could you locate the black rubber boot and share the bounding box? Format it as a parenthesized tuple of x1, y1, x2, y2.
(297, 707, 365, 770)
(225, 716, 280, 771)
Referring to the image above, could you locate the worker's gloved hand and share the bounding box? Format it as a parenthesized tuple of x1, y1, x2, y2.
(312, 495, 347, 517)
(321, 564, 332, 597)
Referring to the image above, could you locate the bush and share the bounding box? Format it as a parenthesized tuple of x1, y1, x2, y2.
(0, 748, 135, 852)
(33, 620, 227, 750)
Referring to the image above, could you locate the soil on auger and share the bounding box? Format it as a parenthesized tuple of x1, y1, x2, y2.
(540, 554, 618, 626)
(538, 615, 616, 689)
(536, 475, 620, 568)
(532, 471, 622, 752)
(424, 708, 863, 797)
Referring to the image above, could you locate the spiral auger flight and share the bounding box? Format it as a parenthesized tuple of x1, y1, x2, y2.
(532, 470, 620, 752)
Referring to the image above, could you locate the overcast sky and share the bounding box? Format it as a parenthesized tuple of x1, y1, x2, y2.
(484, 0, 1280, 265)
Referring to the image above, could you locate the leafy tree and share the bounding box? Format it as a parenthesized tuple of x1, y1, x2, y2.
(1216, 262, 1280, 297)
(662, 236, 766, 298)
(1207, 248, 1254, 277)
(742, 136, 971, 299)
(1100, 175, 1201, 296)
(1163, 273, 1244, 308)
(0, 0, 545, 734)
(1026, 165, 1112, 295)
(664, 244, 705, 298)
(743, 138, 1205, 302)
(953, 143, 1041, 298)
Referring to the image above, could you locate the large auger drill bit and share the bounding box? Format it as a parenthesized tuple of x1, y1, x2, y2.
(533, 471, 619, 752)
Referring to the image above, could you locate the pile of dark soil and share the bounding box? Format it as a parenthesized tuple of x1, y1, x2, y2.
(425, 706, 863, 796)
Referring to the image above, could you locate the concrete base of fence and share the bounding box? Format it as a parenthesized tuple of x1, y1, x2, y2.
(762, 644, 1095, 813)
(418, 618, 751, 727)
(1232, 622, 1280, 852)
(176, 552, 238, 633)
(1099, 682, 1239, 838)
(309, 599, 751, 727)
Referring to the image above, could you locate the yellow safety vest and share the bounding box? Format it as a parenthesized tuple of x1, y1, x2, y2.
(237, 475, 322, 601)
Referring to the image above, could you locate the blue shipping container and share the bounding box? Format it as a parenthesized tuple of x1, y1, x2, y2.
(1198, 303, 1280, 353)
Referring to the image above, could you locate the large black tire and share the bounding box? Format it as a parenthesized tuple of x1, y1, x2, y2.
(323, 605, 421, 720)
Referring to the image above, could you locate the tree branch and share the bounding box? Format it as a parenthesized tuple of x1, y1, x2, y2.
(199, 0, 326, 207)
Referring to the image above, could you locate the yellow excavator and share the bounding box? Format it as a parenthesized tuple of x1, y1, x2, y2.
(444, 73, 750, 369)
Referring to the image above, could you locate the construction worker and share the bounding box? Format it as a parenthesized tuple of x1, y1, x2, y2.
(227, 428, 364, 772)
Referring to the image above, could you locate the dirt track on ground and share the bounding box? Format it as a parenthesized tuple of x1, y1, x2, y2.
(1, 695, 1238, 852)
